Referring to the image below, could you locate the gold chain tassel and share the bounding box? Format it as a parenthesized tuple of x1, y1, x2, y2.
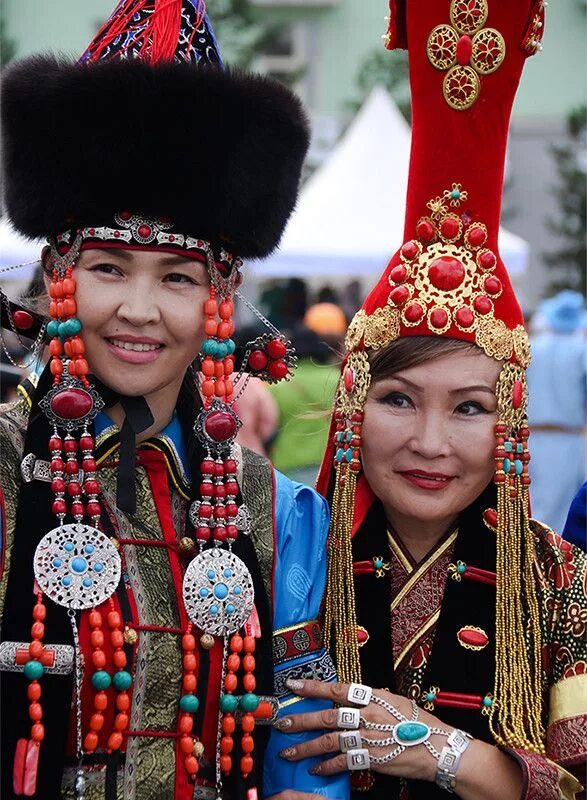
(324, 465, 362, 684)
(491, 416, 545, 753)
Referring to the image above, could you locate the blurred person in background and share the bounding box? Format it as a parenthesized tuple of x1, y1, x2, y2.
(269, 303, 347, 485)
(562, 480, 586, 551)
(234, 375, 279, 457)
(527, 290, 587, 535)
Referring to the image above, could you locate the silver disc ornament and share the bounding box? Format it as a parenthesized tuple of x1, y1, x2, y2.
(183, 548, 254, 637)
(34, 523, 121, 610)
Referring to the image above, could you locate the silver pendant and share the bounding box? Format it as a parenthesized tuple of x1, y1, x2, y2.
(183, 548, 254, 637)
(34, 523, 121, 610)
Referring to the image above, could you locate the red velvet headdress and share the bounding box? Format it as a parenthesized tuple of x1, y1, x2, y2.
(319, 0, 547, 755)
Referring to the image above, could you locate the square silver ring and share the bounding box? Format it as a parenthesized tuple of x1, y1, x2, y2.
(337, 707, 361, 729)
(347, 682, 373, 706)
(346, 748, 370, 771)
(339, 730, 362, 753)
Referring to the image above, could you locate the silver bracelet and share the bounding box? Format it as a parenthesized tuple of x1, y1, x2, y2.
(435, 730, 472, 793)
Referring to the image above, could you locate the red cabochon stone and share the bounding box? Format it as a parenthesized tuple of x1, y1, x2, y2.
(430, 308, 449, 329)
(458, 627, 489, 649)
(428, 256, 465, 291)
(404, 302, 425, 323)
(456, 34, 473, 65)
(416, 218, 436, 243)
(204, 411, 237, 442)
(390, 265, 408, 284)
(50, 389, 93, 420)
(389, 285, 410, 306)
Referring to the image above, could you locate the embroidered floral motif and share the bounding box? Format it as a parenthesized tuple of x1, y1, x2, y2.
(564, 602, 587, 638)
(542, 530, 576, 591)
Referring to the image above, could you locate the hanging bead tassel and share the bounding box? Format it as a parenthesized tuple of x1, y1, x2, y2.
(179, 626, 200, 778)
(490, 364, 545, 754)
(323, 351, 371, 685)
(107, 606, 132, 752)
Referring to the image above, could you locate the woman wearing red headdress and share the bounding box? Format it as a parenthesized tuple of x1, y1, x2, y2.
(272, 2, 586, 799)
(0, 3, 349, 799)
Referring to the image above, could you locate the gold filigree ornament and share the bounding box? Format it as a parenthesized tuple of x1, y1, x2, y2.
(450, 0, 488, 35)
(427, 0, 505, 111)
(475, 315, 513, 362)
(363, 305, 401, 351)
(495, 362, 528, 429)
(345, 309, 367, 351)
(512, 325, 531, 369)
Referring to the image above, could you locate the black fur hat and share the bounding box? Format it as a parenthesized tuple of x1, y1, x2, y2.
(1, 55, 310, 258)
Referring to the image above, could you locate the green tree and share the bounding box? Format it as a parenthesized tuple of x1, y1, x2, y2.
(544, 105, 587, 297)
(211, 0, 272, 69)
(0, 7, 16, 68)
(350, 47, 410, 122)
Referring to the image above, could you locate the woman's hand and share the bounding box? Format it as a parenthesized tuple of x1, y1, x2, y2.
(274, 678, 447, 783)
(273, 679, 524, 800)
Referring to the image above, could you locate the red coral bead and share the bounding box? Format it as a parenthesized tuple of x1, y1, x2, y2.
(389, 265, 408, 284)
(268, 360, 289, 380)
(416, 218, 435, 243)
(266, 339, 287, 359)
(455, 307, 474, 328)
(401, 240, 420, 261)
(50, 388, 93, 420)
(456, 34, 473, 65)
(389, 286, 410, 306)
(247, 350, 268, 372)
(13, 310, 34, 330)
(404, 302, 425, 323)
(473, 295, 493, 315)
(440, 216, 461, 240)
(428, 256, 465, 291)
(86, 501, 101, 517)
(466, 225, 487, 247)
(429, 308, 449, 329)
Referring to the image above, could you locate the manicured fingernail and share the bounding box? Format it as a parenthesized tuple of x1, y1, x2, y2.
(286, 678, 305, 691)
(280, 747, 297, 759)
(309, 764, 323, 776)
(273, 717, 293, 730)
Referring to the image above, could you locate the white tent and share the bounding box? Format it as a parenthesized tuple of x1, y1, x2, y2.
(0, 218, 43, 280)
(254, 86, 529, 279)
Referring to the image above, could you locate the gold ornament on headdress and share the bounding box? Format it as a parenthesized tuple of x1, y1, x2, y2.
(490, 362, 545, 753)
(323, 349, 371, 684)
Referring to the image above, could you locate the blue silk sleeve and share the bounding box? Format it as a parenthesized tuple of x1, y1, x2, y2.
(263, 471, 349, 799)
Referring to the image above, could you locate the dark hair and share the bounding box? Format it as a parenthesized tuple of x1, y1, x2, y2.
(369, 336, 481, 382)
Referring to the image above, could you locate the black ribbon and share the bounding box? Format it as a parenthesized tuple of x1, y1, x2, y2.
(116, 395, 154, 514)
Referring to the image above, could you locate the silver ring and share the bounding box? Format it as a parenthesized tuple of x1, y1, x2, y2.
(347, 682, 373, 707)
(346, 748, 370, 771)
(337, 707, 361, 729)
(339, 730, 362, 753)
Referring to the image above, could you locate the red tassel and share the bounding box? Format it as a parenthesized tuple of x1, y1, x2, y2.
(84, 0, 150, 62)
(151, 0, 183, 63)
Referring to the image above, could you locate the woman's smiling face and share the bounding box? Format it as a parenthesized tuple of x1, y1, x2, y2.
(60, 247, 211, 401)
(361, 348, 502, 534)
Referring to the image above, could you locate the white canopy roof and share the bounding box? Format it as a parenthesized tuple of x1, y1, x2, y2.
(254, 86, 529, 279)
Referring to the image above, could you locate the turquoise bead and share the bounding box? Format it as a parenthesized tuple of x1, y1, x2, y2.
(216, 342, 228, 359)
(112, 670, 132, 691)
(516, 443, 524, 454)
(394, 722, 430, 744)
(374, 558, 383, 569)
(202, 339, 218, 357)
(68, 318, 82, 335)
(226, 339, 236, 355)
(239, 693, 260, 712)
(92, 670, 112, 690)
(335, 448, 345, 463)
(345, 430, 353, 442)
(336, 432, 344, 443)
(425, 691, 436, 702)
(345, 449, 353, 463)
(179, 694, 200, 713)
(23, 660, 44, 681)
(451, 189, 460, 199)
(503, 457, 511, 474)
(47, 320, 60, 337)
(457, 563, 466, 574)
(504, 441, 513, 452)
(220, 694, 238, 713)
(483, 696, 493, 707)
(514, 459, 523, 475)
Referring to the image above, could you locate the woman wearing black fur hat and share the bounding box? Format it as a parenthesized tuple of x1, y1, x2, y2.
(0, 3, 348, 799)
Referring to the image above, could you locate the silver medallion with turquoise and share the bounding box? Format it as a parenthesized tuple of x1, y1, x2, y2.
(182, 548, 254, 636)
(34, 523, 121, 610)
